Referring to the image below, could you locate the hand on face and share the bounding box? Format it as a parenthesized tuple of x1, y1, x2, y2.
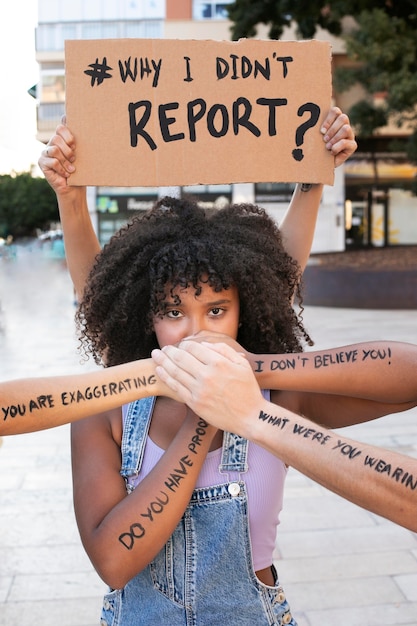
(152, 340, 262, 433)
(178, 330, 249, 357)
(321, 106, 357, 168)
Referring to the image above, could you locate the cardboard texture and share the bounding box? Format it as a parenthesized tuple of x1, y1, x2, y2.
(65, 38, 334, 187)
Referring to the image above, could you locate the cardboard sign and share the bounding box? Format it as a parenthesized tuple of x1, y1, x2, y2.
(65, 38, 334, 187)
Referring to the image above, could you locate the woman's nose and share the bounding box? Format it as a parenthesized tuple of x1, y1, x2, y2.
(187, 317, 207, 336)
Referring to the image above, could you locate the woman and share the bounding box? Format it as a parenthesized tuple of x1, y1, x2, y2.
(57, 198, 415, 626)
(37, 108, 366, 625)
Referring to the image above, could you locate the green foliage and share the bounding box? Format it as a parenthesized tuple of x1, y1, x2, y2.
(227, 1, 416, 40)
(227, 1, 417, 164)
(341, 101, 387, 138)
(0, 172, 59, 239)
(339, 10, 417, 115)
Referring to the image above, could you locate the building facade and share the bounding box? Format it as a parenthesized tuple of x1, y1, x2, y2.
(35, 0, 417, 249)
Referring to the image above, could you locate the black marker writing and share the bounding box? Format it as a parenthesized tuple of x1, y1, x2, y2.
(128, 96, 296, 151)
(140, 491, 170, 523)
(2, 395, 55, 422)
(274, 55, 293, 78)
(364, 456, 417, 491)
(118, 57, 162, 88)
(292, 102, 320, 161)
(119, 523, 145, 549)
(270, 357, 296, 371)
(61, 375, 157, 406)
(165, 455, 194, 492)
(84, 57, 113, 86)
(119, 419, 209, 550)
(183, 56, 193, 82)
(258, 409, 289, 429)
(216, 54, 293, 81)
(314, 349, 358, 368)
(332, 439, 362, 460)
(292, 423, 331, 445)
(362, 347, 391, 363)
(188, 418, 210, 454)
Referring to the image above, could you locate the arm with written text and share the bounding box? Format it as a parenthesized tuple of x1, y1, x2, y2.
(251, 340, 417, 424)
(71, 406, 217, 589)
(152, 340, 417, 532)
(0, 358, 172, 436)
(186, 333, 417, 428)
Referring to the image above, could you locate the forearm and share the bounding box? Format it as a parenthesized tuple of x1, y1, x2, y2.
(279, 183, 323, 272)
(57, 186, 101, 299)
(152, 342, 417, 530)
(0, 358, 169, 435)
(79, 414, 217, 589)
(252, 341, 417, 403)
(247, 399, 417, 532)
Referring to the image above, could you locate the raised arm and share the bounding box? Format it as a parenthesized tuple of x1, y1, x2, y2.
(152, 341, 417, 532)
(280, 107, 357, 271)
(0, 358, 172, 436)
(38, 123, 101, 300)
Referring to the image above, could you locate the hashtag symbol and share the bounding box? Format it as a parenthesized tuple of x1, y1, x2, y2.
(84, 57, 113, 86)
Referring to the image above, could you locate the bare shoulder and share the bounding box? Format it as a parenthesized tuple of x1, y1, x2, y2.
(71, 406, 123, 446)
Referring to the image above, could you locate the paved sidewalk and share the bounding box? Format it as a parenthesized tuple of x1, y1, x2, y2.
(0, 244, 416, 626)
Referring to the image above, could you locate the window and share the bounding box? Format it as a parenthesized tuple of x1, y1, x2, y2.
(181, 184, 232, 208)
(40, 71, 66, 103)
(255, 183, 296, 203)
(193, 1, 233, 20)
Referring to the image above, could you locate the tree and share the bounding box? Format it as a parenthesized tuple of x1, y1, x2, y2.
(227, 1, 416, 41)
(334, 9, 417, 156)
(227, 2, 417, 167)
(0, 172, 59, 239)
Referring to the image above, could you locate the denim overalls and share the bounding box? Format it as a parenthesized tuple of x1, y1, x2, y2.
(99, 397, 297, 626)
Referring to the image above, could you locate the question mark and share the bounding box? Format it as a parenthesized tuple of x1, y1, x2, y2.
(292, 103, 320, 161)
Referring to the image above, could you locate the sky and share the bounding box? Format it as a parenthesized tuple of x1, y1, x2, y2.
(0, 1, 43, 175)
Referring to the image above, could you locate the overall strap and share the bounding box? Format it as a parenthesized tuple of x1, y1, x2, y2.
(120, 396, 156, 478)
(220, 431, 249, 473)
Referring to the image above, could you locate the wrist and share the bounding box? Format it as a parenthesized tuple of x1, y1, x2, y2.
(243, 398, 277, 445)
(184, 411, 218, 445)
(298, 183, 321, 192)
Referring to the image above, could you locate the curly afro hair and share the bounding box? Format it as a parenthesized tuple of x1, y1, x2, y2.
(76, 196, 312, 366)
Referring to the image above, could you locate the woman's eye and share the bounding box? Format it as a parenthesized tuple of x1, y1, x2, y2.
(210, 307, 223, 316)
(166, 309, 182, 319)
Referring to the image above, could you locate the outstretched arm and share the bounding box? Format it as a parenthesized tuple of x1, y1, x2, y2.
(249, 341, 417, 428)
(184, 333, 417, 427)
(280, 107, 357, 272)
(0, 358, 173, 436)
(38, 123, 101, 300)
(152, 341, 417, 532)
(251, 341, 417, 402)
